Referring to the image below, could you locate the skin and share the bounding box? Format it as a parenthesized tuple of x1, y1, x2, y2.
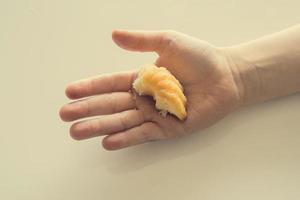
(59, 25, 300, 150)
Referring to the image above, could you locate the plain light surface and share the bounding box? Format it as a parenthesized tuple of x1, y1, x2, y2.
(1, 0, 300, 199)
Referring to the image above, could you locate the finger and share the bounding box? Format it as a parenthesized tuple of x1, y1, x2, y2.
(59, 92, 136, 122)
(102, 122, 165, 150)
(112, 29, 174, 54)
(65, 71, 137, 99)
(70, 109, 146, 140)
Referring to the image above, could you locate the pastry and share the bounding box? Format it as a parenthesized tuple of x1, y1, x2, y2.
(133, 64, 187, 120)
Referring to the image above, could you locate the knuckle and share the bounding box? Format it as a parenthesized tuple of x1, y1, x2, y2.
(119, 113, 130, 130)
(74, 101, 89, 118)
(158, 30, 180, 55)
(108, 93, 118, 113)
(162, 30, 179, 40)
(82, 101, 91, 116)
(89, 78, 96, 94)
(140, 124, 151, 142)
(89, 120, 99, 135)
(137, 110, 146, 122)
(165, 30, 178, 36)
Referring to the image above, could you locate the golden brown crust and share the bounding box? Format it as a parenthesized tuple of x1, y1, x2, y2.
(133, 64, 187, 120)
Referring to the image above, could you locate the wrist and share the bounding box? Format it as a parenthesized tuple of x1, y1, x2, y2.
(222, 45, 263, 106)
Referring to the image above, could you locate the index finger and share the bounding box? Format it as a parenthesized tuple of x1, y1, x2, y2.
(65, 71, 137, 99)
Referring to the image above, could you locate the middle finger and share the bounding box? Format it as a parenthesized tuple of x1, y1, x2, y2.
(60, 92, 135, 122)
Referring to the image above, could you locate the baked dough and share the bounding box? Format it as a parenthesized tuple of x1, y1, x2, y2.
(133, 64, 187, 120)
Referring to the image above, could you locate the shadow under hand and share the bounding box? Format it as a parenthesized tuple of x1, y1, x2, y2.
(84, 94, 300, 174)
(98, 112, 245, 174)
(80, 93, 300, 176)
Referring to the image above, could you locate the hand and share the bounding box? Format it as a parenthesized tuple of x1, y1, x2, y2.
(59, 30, 242, 150)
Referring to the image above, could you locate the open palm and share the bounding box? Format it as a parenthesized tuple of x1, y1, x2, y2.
(59, 30, 241, 150)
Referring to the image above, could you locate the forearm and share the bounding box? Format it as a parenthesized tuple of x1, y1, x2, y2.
(227, 24, 300, 105)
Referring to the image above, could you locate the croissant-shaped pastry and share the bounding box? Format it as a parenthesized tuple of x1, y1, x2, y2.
(133, 64, 187, 120)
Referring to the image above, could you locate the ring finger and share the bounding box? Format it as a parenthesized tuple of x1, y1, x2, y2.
(70, 109, 146, 140)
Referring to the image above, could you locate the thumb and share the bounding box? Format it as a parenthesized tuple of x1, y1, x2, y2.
(112, 30, 172, 54)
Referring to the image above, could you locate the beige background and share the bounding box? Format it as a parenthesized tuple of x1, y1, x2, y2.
(1, 0, 300, 199)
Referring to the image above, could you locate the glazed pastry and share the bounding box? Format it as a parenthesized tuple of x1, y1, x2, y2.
(133, 64, 187, 120)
